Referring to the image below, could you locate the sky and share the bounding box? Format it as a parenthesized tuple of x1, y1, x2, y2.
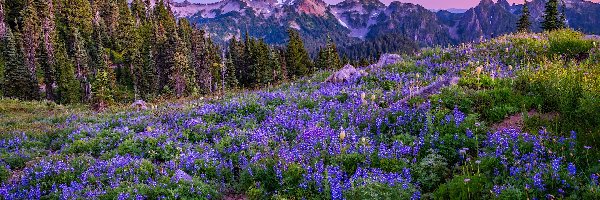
(178, 0, 600, 10)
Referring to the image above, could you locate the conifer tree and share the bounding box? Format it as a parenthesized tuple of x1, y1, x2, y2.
(61, 0, 93, 43)
(2, 28, 38, 100)
(91, 49, 112, 110)
(285, 29, 311, 79)
(206, 37, 222, 93)
(54, 39, 80, 103)
(225, 51, 238, 89)
(315, 47, 327, 71)
(116, 0, 141, 90)
(20, 0, 40, 98)
(325, 37, 342, 70)
(72, 29, 92, 102)
(517, 0, 532, 33)
(268, 48, 281, 84)
(90, 25, 114, 110)
(131, 0, 147, 23)
(171, 34, 192, 97)
(38, 0, 58, 100)
(541, 0, 565, 31)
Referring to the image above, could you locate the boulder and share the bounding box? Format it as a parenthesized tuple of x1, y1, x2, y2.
(130, 100, 148, 110)
(367, 54, 403, 71)
(325, 64, 366, 83)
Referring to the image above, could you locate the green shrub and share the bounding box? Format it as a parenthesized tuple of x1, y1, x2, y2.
(433, 175, 490, 200)
(333, 153, 366, 175)
(415, 151, 450, 193)
(381, 80, 396, 91)
(548, 29, 594, 60)
(0, 164, 9, 183)
(336, 92, 349, 103)
(297, 98, 317, 110)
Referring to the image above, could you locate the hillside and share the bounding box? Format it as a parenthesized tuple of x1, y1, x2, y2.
(1, 30, 599, 199)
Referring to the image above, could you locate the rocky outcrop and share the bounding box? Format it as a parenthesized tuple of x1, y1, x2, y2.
(325, 64, 368, 83)
(130, 100, 149, 110)
(366, 53, 402, 71)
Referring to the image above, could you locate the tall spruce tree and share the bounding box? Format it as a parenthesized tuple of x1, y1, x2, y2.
(541, 0, 565, 31)
(315, 37, 342, 71)
(2, 28, 38, 100)
(517, 1, 532, 32)
(171, 34, 192, 97)
(20, 0, 40, 99)
(225, 50, 238, 89)
(90, 26, 114, 109)
(38, 0, 58, 100)
(72, 29, 91, 102)
(285, 29, 311, 79)
(54, 39, 80, 103)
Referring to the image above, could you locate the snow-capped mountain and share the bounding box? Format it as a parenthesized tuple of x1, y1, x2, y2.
(168, 0, 600, 50)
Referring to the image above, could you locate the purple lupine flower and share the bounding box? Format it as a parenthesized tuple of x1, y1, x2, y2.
(453, 106, 465, 127)
(591, 174, 598, 185)
(533, 172, 545, 191)
(411, 190, 421, 200)
(567, 163, 576, 176)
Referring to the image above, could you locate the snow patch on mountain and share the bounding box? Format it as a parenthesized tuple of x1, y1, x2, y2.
(171, 0, 245, 18)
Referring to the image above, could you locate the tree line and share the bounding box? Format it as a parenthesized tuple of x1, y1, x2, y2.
(0, 0, 344, 108)
(517, 0, 567, 33)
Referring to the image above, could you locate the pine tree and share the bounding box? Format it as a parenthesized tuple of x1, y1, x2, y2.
(20, 0, 40, 99)
(326, 36, 341, 70)
(315, 47, 327, 71)
(60, 0, 93, 43)
(315, 37, 342, 71)
(130, 0, 147, 23)
(517, 0, 532, 33)
(55, 41, 80, 104)
(285, 29, 311, 79)
(72, 29, 91, 102)
(225, 50, 238, 89)
(206, 37, 222, 93)
(91, 61, 113, 110)
(90, 26, 114, 110)
(171, 34, 192, 97)
(268, 48, 281, 85)
(2, 28, 38, 100)
(177, 19, 197, 95)
(38, 0, 58, 100)
(541, 0, 565, 31)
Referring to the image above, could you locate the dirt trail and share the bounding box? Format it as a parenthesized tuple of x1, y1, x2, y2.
(491, 110, 559, 131)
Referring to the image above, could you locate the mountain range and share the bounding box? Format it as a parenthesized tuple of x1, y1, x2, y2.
(167, 0, 600, 52)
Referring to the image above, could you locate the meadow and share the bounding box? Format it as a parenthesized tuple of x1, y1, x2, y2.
(1, 29, 599, 199)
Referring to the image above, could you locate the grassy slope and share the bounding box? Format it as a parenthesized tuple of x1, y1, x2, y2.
(0, 30, 599, 199)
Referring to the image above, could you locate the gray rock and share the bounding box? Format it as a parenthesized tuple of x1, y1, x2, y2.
(367, 54, 403, 71)
(130, 100, 148, 110)
(325, 64, 366, 83)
